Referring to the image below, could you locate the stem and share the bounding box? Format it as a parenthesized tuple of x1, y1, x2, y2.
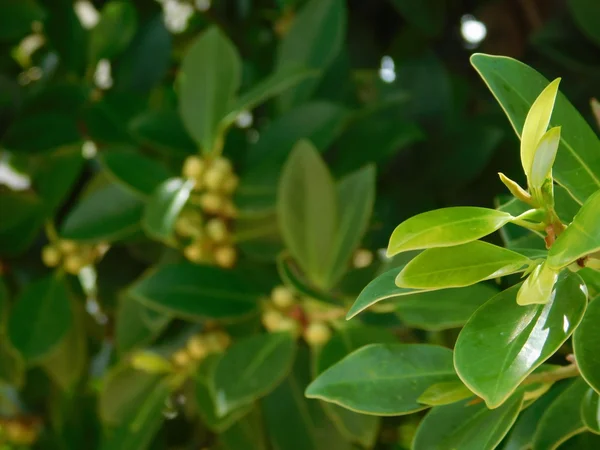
(511, 217, 547, 232)
(522, 363, 579, 386)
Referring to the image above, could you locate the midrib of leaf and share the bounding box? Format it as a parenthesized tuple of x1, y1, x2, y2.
(473, 62, 600, 202)
(405, 258, 528, 283)
(238, 336, 284, 383)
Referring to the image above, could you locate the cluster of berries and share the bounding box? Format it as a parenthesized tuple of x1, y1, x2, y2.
(41, 240, 106, 274)
(261, 285, 333, 347)
(171, 329, 232, 368)
(177, 155, 239, 269)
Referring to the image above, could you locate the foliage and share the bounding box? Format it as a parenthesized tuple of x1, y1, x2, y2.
(0, 1, 599, 449)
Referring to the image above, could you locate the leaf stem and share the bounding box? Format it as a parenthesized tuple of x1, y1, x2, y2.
(522, 363, 579, 386)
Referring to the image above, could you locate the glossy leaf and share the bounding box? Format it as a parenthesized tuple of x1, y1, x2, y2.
(129, 262, 260, 320)
(517, 262, 559, 305)
(533, 378, 589, 450)
(413, 394, 523, 450)
(417, 380, 474, 406)
(326, 165, 375, 286)
(471, 54, 600, 203)
(520, 79, 560, 180)
(574, 295, 600, 393)
(99, 149, 171, 196)
(8, 274, 73, 363)
(455, 274, 587, 408)
(581, 388, 600, 433)
(548, 190, 600, 269)
(387, 207, 514, 256)
(142, 178, 194, 243)
(212, 332, 295, 416)
(178, 26, 241, 153)
(61, 182, 144, 243)
(276, 0, 346, 111)
(278, 141, 337, 288)
(89, 1, 137, 63)
(128, 110, 196, 155)
(530, 127, 561, 194)
(306, 344, 456, 415)
(396, 241, 531, 290)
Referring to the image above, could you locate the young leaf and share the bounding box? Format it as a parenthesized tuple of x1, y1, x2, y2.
(417, 380, 474, 406)
(212, 332, 296, 417)
(142, 178, 194, 243)
(581, 388, 600, 433)
(129, 263, 261, 320)
(516, 262, 559, 306)
(530, 126, 561, 191)
(178, 26, 241, 153)
(532, 378, 589, 450)
(326, 165, 375, 286)
(395, 241, 531, 290)
(471, 54, 600, 203)
(277, 141, 337, 288)
(574, 294, 600, 394)
(8, 274, 73, 363)
(387, 207, 514, 256)
(89, 1, 137, 64)
(276, 0, 346, 111)
(306, 344, 456, 415)
(548, 189, 600, 269)
(454, 273, 587, 409)
(412, 394, 523, 450)
(520, 78, 561, 181)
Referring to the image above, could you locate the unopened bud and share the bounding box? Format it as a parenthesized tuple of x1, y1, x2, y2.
(206, 218, 228, 243)
(183, 155, 205, 178)
(186, 336, 208, 360)
(200, 193, 224, 214)
(58, 240, 78, 253)
(131, 351, 174, 373)
(271, 285, 295, 309)
(41, 245, 61, 267)
(183, 243, 206, 263)
(304, 321, 331, 346)
(63, 254, 85, 274)
(172, 349, 191, 367)
(214, 246, 237, 268)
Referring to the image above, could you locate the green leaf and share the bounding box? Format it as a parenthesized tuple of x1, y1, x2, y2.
(516, 262, 559, 306)
(314, 325, 395, 447)
(89, 1, 137, 63)
(61, 182, 144, 243)
(178, 26, 241, 153)
(218, 408, 269, 450)
(388, 0, 446, 37)
(276, 0, 346, 111)
(45, 0, 88, 76)
(212, 332, 295, 416)
(530, 127, 561, 191)
(325, 165, 375, 286)
(387, 207, 514, 256)
(574, 295, 600, 394)
(2, 113, 81, 153)
(306, 344, 456, 415)
(533, 378, 589, 450)
(395, 283, 500, 331)
(142, 178, 194, 243)
(548, 190, 600, 269)
(0, 0, 45, 41)
(455, 273, 587, 408)
(128, 110, 196, 155)
(99, 148, 171, 197)
(416, 380, 474, 406)
(581, 388, 600, 433)
(277, 255, 339, 305)
(395, 241, 531, 290)
(224, 67, 317, 126)
(0, 277, 24, 385)
(0, 190, 45, 256)
(413, 394, 523, 450)
(8, 274, 73, 363)
(568, 0, 600, 47)
(129, 262, 260, 320)
(558, 433, 600, 449)
(278, 141, 337, 288)
(471, 54, 600, 203)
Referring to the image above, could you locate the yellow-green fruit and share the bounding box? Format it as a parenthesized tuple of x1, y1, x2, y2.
(271, 285, 295, 309)
(172, 349, 191, 367)
(206, 218, 228, 243)
(277, 316, 300, 334)
(58, 240, 78, 253)
(200, 193, 224, 214)
(353, 248, 373, 268)
(186, 336, 208, 360)
(304, 321, 331, 346)
(203, 166, 227, 192)
(183, 155, 205, 178)
(214, 246, 237, 268)
(223, 201, 238, 218)
(222, 174, 239, 194)
(175, 214, 201, 237)
(211, 157, 232, 174)
(261, 309, 284, 332)
(41, 245, 61, 267)
(131, 351, 174, 373)
(204, 330, 231, 352)
(183, 243, 205, 263)
(63, 254, 85, 274)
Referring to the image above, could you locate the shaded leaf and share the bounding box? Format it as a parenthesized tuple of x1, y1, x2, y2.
(574, 295, 600, 394)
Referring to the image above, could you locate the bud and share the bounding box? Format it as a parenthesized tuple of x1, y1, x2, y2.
(277, 316, 301, 335)
(211, 157, 232, 174)
(223, 200, 238, 218)
(353, 249, 373, 268)
(131, 351, 174, 373)
(175, 214, 201, 237)
(186, 335, 208, 360)
(58, 240, 78, 253)
(222, 174, 239, 194)
(206, 218, 228, 243)
(214, 246, 237, 268)
(204, 330, 231, 352)
(183, 242, 206, 263)
(204, 167, 227, 192)
(200, 193, 224, 214)
(182, 156, 205, 178)
(41, 245, 61, 267)
(304, 321, 331, 346)
(172, 349, 191, 367)
(63, 254, 84, 275)
(271, 285, 295, 309)
(262, 309, 284, 332)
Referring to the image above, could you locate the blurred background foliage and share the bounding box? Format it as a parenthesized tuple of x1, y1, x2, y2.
(0, 0, 599, 449)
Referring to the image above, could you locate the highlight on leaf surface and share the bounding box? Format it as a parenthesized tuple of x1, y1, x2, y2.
(530, 126, 561, 192)
(516, 262, 559, 305)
